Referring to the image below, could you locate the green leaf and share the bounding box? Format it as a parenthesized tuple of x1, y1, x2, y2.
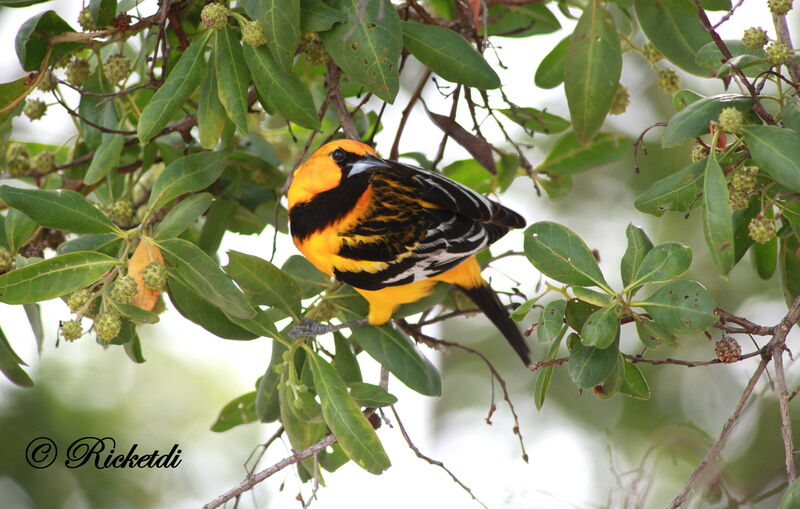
(197, 53, 228, 150)
(158, 238, 254, 319)
(15, 11, 80, 72)
(281, 255, 332, 299)
(672, 89, 704, 111)
(256, 339, 286, 422)
(243, 44, 320, 129)
(147, 151, 228, 212)
(627, 242, 692, 290)
(695, 40, 767, 78)
(634, 314, 677, 347)
(401, 21, 500, 89)
(634, 0, 713, 76)
(537, 299, 567, 343)
(703, 155, 735, 275)
(568, 338, 619, 389)
(742, 125, 800, 193)
(84, 129, 124, 185)
(333, 332, 362, 383)
(0, 327, 33, 387)
(300, 0, 347, 32)
(348, 382, 397, 407)
(57, 233, 122, 257)
(166, 275, 258, 340)
(89, 0, 117, 27)
(1, 0, 55, 6)
(753, 208, 777, 280)
(565, 298, 600, 332)
(781, 234, 800, 305)
(581, 305, 619, 349)
(307, 351, 391, 475)
(110, 301, 160, 325)
(620, 361, 650, 399)
(572, 286, 614, 307)
(320, 0, 402, 103)
(701, 0, 731, 9)
(348, 323, 441, 396)
(198, 198, 236, 254)
(123, 333, 146, 364)
(211, 391, 257, 432)
(154, 193, 214, 240)
(486, 4, 560, 38)
(23, 303, 43, 353)
(499, 107, 570, 135)
(536, 132, 630, 176)
(0, 186, 120, 235)
(214, 26, 250, 134)
(523, 221, 609, 290)
(0, 78, 27, 125)
(639, 280, 717, 334)
(534, 332, 563, 410)
(227, 308, 281, 339)
(278, 372, 326, 476)
(510, 297, 537, 322)
(224, 251, 302, 319)
(733, 196, 759, 263)
(564, 1, 621, 144)
(783, 97, 800, 134)
(620, 224, 654, 289)
(258, 0, 301, 73)
(4, 209, 36, 253)
(0, 252, 120, 305)
(535, 36, 568, 89)
(779, 478, 800, 509)
(662, 95, 752, 147)
(634, 160, 705, 216)
(138, 33, 210, 143)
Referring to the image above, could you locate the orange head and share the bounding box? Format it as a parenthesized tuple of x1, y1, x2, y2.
(287, 139, 382, 208)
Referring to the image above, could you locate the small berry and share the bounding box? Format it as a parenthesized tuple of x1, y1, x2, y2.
(78, 7, 97, 31)
(292, 397, 305, 410)
(104, 54, 131, 83)
(31, 150, 55, 173)
(142, 262, 167, 291)
(201, 3, 228, 30)
(718, 107, 743, 134)
(110, 199, 134, 226)
(765, 41, 791, 66)
(642, 42, 662, 64)
(296, 383, 308, 393)
(110, 275, 138, 303)
(715, 336, 741, 363)
(23, 99, 46, 121)
(301, 32, 329, 65)
(743, 27, 769, 51)
(728, 190, 749, 211)
(66, 58, 90, 86)
(7, 156, 30, 177)
(94, 312, 121, 341)
(113, 12, 132, 31)
(67, 288, 93, 313)
(657, 69, 680, 95)
(748, 215, 776, 244)
(60, 319, 83, 341)
(768, 0, 793, 16)
(37, 70, 58, 92)
(691, 142, 709, 162)
(609, 84, 630, 115)
(242, 20, 267, 47)
(730, 166, 758, 193)
(0, 246, 12, 274)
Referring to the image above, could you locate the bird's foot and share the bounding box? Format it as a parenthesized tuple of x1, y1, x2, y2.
(288, 318, 368, 338)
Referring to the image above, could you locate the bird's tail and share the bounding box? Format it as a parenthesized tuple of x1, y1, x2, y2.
(457, 284, 531, 366)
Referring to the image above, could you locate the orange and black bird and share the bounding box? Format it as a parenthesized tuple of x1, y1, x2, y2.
(287, 139, 531, 366)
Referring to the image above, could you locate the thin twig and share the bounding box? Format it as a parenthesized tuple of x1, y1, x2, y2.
(203, 434, 337, 509)
(326, 64, 360, 140)
(773, 344, 796, 483)
(390, 405, 488, 509)
(390, 69, 431, 159)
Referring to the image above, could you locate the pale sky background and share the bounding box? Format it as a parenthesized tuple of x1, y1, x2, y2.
(0, 2, 794, 509)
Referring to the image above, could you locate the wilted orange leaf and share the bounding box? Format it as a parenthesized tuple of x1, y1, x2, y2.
(128, 238, 165, 311)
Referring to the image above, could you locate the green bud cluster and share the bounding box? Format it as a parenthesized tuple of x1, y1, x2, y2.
(717, 107, 743, 134)
(748, 215, 776, 244)
(301, 32, 330, 65)
(768, 0, 793, 16)
(657, 69, 680, 95)
(31, 150, 56, 173)
(742, 27, 768, 51)
(0, 246, 13, 274)
(609, 84, 630, 115)
(60, 319, 83, 341)
(691, 142, 709, 162)
(642, 42, 662, 64)
(766, 41, 791, 66)
(201, 3, 228, 30)
(78, 8, 96, 31)
(104, 54, 131, 83)
(242, 20, 267, 47)
(68, 288, 93, 313)
(110, 200, 134, 226)
(66, 58, 90, 86)
(110, 275, 138, 303)
(23, 99, 47, 121)
(94, 311, 122, 341)
(142, 262, 167, 290)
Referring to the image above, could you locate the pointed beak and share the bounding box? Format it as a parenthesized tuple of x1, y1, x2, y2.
(348, 153, 390, 177)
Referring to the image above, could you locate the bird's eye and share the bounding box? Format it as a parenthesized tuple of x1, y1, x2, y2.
(331, 148, 346, 163)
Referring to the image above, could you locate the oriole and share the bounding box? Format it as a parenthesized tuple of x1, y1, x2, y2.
(287, 139, 531, 366)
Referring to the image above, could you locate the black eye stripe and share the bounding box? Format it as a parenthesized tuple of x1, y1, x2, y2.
(331, 148, 346, 163)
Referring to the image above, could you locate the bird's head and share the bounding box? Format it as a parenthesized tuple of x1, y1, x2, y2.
(287, 139, 390, 208)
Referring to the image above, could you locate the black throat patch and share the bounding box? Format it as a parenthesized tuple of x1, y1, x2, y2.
(289, 172, 372, 242)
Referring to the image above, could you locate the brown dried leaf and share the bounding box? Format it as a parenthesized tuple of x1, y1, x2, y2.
(128, 238, 165, 311)
(427, 110, 497, 174)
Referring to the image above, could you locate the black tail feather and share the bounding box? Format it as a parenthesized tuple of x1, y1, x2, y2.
(457, 284, 531, 366)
